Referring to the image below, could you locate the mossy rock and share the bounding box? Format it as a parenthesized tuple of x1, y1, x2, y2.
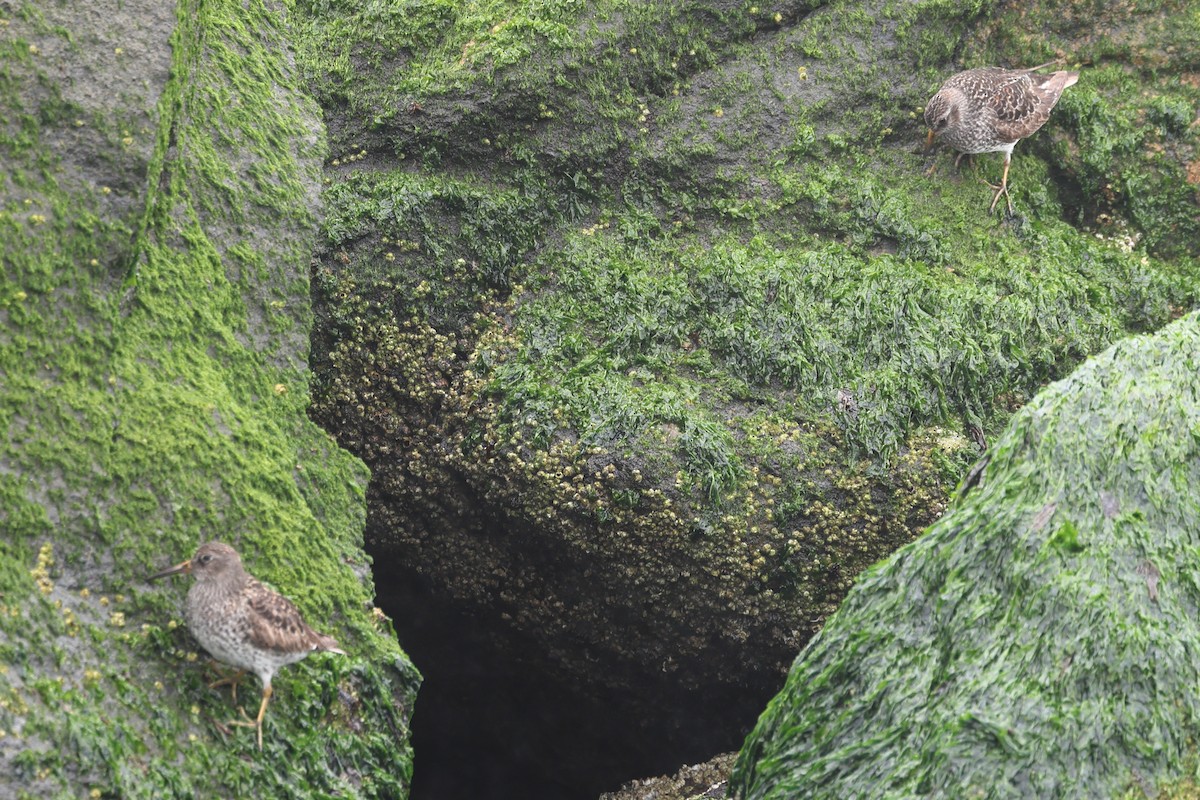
(729, 312, 1200, 798)
(0, 0, 417, 796)
(296, 0, 1197, 727)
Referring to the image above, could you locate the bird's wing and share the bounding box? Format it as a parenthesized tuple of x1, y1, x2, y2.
(989, 73, 1052, 142)
(244, 579, 322, 654)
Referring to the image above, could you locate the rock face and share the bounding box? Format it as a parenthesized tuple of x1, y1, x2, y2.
(293, 0, 1197, 789)
(601, 752, 736, 800)
(730, 312, 1200, 798)
(0, 1, 417, 796)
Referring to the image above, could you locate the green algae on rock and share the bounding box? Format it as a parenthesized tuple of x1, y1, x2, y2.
(297, 0, 1198, 752)
(0, 0, 417, 797)
(730, 312, 1200, 799)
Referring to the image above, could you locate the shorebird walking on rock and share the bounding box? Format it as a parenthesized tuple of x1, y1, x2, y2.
(924, 62, 1079, 214)
(149, 541, 345, 749)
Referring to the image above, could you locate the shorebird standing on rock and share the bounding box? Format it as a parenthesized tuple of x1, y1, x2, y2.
(924, 62, 1079, 213)
(149, 541, 345, 750)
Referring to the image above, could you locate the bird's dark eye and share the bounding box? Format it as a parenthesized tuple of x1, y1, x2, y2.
(936, 118, 948, 130)
(198, 554, 212, 565)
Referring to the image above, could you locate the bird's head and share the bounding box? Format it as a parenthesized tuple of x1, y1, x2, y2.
(148, 541, 244, 584)
(923, 88, 963, 139)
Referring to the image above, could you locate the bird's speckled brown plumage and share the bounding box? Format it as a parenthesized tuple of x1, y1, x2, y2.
(925, 63, 1079, 213)
(149, 541, 344, 749)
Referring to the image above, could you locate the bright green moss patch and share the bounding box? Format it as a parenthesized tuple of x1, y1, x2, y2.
(0, 0, 416, 796)
(294, 0, 762, 100)
(730, 313, 1200, 799)
(497, 202, 1189, 465)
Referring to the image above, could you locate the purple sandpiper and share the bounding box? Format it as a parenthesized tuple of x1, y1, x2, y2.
(924, 62, 1079, 213)
(149, 541, 345, 749)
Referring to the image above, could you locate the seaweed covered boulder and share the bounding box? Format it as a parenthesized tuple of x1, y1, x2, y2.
(730, 311, 1200, 798)
(0, 0, 417, 796)
(294, 0, 1197, 784)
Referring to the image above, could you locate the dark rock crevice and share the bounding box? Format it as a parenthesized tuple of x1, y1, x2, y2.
(374, 560, 775, 799)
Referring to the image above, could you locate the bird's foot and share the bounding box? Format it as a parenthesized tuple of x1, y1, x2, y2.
(206, 667, 247, 704)
(228, 705, 255, 726)
(204, 712, 233, 740)
(229, 706, 265, 750)
(982, 178, 1013, 215)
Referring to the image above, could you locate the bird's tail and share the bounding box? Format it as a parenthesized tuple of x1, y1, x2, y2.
(1029, 67, 1079, 95)
(1021, 59, 1081, 90)
(1045, 70, 1079, 92)
(316, 632, 346, 655)
(1021, 59, 1065, 72)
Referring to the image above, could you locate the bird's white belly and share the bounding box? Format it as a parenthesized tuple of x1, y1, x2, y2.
(968, 141, 1016, 155)
(185, 594, 308, 681)
(946, 135, 1016, 156)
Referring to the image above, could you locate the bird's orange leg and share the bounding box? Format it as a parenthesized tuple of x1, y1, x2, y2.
(230, 684, 273, 750)
(984, 155, 1013, 214)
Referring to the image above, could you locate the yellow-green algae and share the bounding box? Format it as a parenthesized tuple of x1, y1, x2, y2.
(731, 311, 1200, 798)
(0, 0, 417, 797)
(297, 0, 1197, 704)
